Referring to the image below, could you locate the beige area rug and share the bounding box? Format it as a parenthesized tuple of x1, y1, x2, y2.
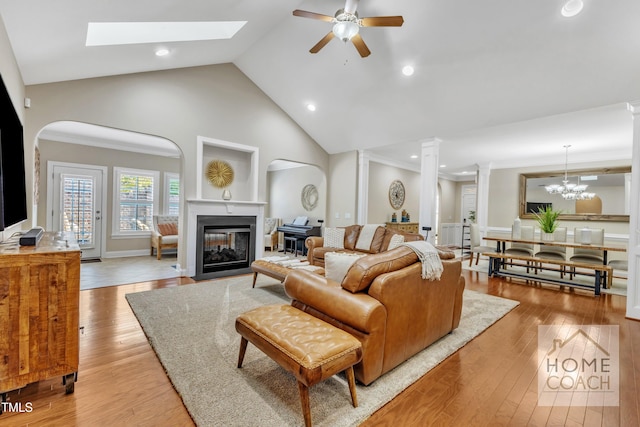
(126, 275, 519, 426)
(463, 257, 628, 296)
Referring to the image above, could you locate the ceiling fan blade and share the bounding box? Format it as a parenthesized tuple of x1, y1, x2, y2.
(292, 10, 334, 22)
(351, 33, 371, 57)
(310, 32, 336, 54)
(360, 16, 405, 27)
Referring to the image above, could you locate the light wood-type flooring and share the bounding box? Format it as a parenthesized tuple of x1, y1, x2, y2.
(1, 268, 639, 426)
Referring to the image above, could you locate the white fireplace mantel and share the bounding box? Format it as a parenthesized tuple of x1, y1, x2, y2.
(186, 199, 266, 277)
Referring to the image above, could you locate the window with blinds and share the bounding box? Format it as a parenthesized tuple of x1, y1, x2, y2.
(113, 167, 159, 235)
(165, 172, 180, 216)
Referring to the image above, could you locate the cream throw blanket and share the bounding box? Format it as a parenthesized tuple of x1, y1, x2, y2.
(400, 240, 443, 281)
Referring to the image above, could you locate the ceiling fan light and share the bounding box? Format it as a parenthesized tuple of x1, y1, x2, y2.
(333, 21, 359, 42)
(561, 0, 584, 17)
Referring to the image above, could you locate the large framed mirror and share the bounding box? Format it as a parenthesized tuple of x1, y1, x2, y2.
(519, 166, 631, 222)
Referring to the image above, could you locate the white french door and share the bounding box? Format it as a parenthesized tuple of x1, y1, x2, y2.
(47, 162, 106, 259)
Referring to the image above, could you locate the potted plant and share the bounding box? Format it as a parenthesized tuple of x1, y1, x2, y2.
(532, 206, 562, 241)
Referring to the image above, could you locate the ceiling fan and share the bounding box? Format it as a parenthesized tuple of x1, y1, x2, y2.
(293, 0, 404, 57)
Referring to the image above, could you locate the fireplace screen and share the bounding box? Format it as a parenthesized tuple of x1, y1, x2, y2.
(202, 227, 250, 271)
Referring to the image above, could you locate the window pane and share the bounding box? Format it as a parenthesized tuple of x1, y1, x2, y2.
(117, 170, 156, 232)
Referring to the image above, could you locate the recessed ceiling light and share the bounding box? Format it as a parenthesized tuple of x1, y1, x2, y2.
(86, 21, 247, 46)
(306, 103, 316, 112)
(155, 48, 170, 57)
(561, 0, 584, 17)
(440, 164, 446, 168)
(402, 65, 414, 76)
(410, 154, 418, 159)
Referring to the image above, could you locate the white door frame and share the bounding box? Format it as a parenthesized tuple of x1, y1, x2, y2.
(46, 161, 108, 259)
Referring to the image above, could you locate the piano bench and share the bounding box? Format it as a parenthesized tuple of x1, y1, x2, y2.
(285, 236, 305, 257)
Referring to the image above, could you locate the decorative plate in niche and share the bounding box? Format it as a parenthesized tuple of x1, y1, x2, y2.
(206, 160, 234, 188)
(301, 184, 319, 211)
(388, 180, 405, 209)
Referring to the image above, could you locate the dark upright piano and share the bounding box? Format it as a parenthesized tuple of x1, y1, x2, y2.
(276, 216, 321, 256)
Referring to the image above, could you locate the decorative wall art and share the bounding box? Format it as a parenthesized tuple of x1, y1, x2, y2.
(388, 179, 405, 209)
(206, 159, 234, 200)
(301, 184, 319, 211)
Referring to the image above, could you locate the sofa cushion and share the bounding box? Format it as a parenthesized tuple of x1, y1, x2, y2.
(157, 222, 178, 236)
(325, 252, 366, 283)
(368, 227, 389, 253)
(343, 225, 362, 250)
(324, 228, 345, 248)
(341, 246, 419, 293)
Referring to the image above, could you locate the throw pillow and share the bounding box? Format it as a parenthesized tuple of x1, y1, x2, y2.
(157, 222, 178, 236)
(323, 227, 345, 249)
(387, 233, 405, 250)
(325, 252, 366, 283)
(264, 218, 277, 234)
(355, 224, 383, 251)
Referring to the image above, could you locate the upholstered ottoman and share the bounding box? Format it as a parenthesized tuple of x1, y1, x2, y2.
(235, 304, 363, 427)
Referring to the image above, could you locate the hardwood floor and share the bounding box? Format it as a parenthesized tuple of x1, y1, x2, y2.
(1, 270, 638, 426)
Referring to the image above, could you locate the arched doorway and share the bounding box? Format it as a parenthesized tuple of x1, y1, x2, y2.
(35, 121, 182, 287)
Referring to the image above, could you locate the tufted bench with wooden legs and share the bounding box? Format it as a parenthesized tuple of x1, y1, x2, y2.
(235, 304, 363, 427)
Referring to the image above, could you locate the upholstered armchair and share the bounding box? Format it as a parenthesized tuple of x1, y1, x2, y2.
(264, 218, 281, 251)
(150, 215, 178, 260)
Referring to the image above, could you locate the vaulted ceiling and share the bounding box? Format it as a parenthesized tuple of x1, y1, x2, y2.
(1, 0, 638, 174)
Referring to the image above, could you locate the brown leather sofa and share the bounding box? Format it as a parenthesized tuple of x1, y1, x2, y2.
(284, 245, 465, 385)
(305, 224, 423, 267)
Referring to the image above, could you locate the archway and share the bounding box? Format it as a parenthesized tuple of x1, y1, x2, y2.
(35, 121, 183, 287)
(266, 159, 327, 250)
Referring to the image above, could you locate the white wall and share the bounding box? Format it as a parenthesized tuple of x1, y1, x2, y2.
(328, 151, 358, 227)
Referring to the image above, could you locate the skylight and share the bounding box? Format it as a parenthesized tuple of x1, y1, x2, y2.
(86, 21, 247, 46)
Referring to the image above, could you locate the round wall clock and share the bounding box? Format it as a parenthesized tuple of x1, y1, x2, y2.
(206, 160, 234, 188)
(389, 180, 405, 209)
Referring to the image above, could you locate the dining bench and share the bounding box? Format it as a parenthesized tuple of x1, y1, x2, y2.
(483, 252, 612, 296)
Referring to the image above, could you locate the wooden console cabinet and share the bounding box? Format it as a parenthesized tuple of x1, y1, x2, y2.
(385, 221, 419, 234)
(0, 232, 80, 401)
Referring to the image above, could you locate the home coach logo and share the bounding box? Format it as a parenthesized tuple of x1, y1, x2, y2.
(538, 325, 619, 407)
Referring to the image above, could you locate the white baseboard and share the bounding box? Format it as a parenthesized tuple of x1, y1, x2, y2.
(102, 249, 154, 259)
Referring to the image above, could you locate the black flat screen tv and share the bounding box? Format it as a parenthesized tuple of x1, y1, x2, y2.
(0, 74, 28, 232)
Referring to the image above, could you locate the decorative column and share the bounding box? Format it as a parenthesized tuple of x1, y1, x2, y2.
(626, 101, 640, 320)
(357, 150, 370, 224)
(419, 138, 441, 243)
(476, 162, 491, 233)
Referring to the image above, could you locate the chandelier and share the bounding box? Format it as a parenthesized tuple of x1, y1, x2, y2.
(545, 145, 596, 200)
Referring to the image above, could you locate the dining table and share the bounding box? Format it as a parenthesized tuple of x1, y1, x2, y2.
(482, 235, 627, 294)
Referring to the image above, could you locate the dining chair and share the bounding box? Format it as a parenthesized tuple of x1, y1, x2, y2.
(534, 227, 567, 277)
(505, 225, 534, 256)
(504, 225, 534, 272)
(570, 228, 605, 263)
(468, 223, 496, 266)
(569, 228, 604, 280)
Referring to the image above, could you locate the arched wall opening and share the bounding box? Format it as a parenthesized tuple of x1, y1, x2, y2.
(34, 121, 182, 262)
(266, 159, 327, 248)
